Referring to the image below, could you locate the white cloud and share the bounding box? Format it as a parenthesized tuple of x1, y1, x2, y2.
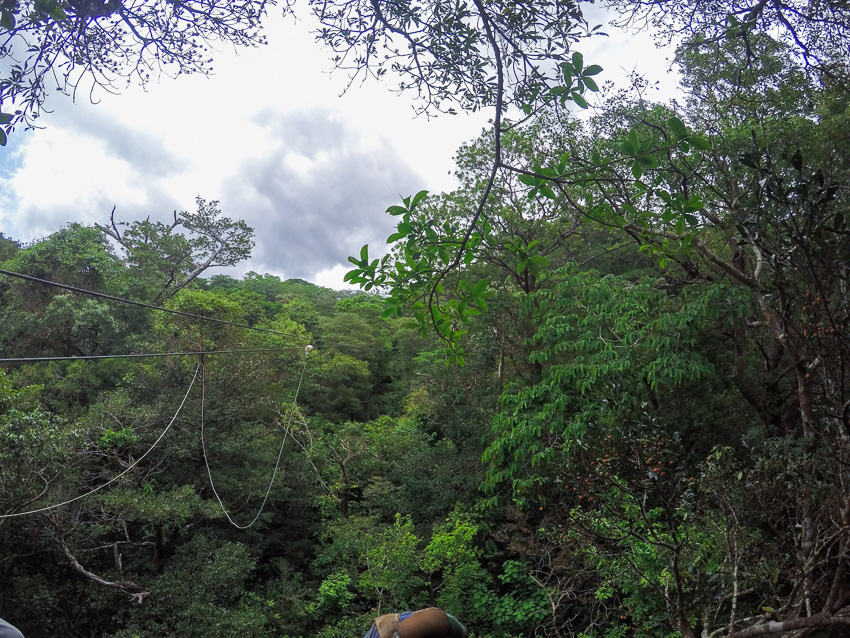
(0, 7, 678, 286)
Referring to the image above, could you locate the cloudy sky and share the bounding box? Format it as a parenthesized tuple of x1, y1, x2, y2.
(0, 5, 678, 289)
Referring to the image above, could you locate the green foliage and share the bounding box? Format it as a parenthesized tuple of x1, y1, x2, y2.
(313, 0, 586, 116)
(314, 509, 544, 635)
(0, 378, 79, 509)
(345, 191, 493, 360)
(356, 513, 423, 610)
(483, 267, 747, 503)
(101, 198, 255, 303)
(310, 571, 355, 616)
(489, 561, 548, 632)
(0, 232, 20, 260)
(423, 512, 495, 622)
(3, 6, 850, 637)
(110, 534, 272, 638)
(302, 350, 373, 421)
(2, 223, 121, 288)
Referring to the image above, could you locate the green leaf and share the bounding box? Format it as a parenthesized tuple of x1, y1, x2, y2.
(685, 195, 705, 212)
(667, 117, 687, 140)
(50, 5, 65, 20)
(387, 205, 407, 216)
(518, 173, 540, 187)
(582, 76, 598, 92)
(0, 128, 6, 147)
(572, 51, 583, 72)
(410, 190, 429, 208)
(637, 154, 659, 168)
(738, 154, 759, 169)
(631, 162, 643, 180)
(690, 135, 711, 151)
(1, 10, 15, 30)
(583, 64, 603, 76)
(359, 244, 369, 263)
(571, 92, 588, 109)
(0, 112, 12, 125)
(539, 185, 556, 200)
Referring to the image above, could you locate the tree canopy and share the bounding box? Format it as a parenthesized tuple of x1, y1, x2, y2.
(2, 1, 850, 638)
(0, 0, 272, 139)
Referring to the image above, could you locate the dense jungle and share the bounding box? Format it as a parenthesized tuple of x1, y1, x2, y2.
(2, 0, 850, 637)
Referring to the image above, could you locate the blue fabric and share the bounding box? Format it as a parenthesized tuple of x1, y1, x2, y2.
(363, 611, 414, 638)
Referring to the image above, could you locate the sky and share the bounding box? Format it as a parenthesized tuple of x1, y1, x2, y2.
(0, 4, 679, 290)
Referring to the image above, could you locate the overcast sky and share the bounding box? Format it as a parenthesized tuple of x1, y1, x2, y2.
(0, 6, 678, 289)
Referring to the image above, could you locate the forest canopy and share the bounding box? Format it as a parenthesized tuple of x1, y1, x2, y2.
(2, 1, 850, 638)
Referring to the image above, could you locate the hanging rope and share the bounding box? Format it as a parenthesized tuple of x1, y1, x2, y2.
(200, 345, 312, 529)
(0, 364, 201, 519)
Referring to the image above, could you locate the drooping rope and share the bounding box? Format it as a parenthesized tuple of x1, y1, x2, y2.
(0, 364, 201, 519)
(200, 346, 311, 529)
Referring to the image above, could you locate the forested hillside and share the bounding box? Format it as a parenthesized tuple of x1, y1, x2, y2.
(2, 0, 850, 637)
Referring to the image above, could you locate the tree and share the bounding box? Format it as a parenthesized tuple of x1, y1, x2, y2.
(0, 223, 127, 358)
(606, 0, 850, 83)
(0, 0, 597, 147)
(0, 0, 272, 141)
(342, 19, 850, 633)
(0, 233, 20, 260)
(311, 0, 588, 116)
(97, 197, 254, 303)
(339, 0, 848, 356)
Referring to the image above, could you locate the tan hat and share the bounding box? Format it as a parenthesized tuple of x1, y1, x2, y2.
(373, 613, 403, 638)
(373, 608, 442, 638)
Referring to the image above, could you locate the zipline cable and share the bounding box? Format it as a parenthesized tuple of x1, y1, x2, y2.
(0, 347, 306, 363)
(200, 346, 312, 529)
(0, 269, 405, 357)
(0, 364, 201, 519)
(0, 268, 306, 340)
